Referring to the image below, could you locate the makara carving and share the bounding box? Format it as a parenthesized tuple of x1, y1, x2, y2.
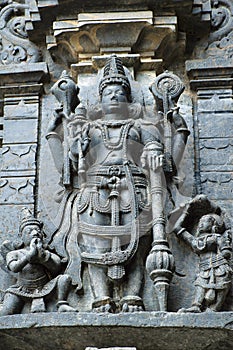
(194, 0, 233, 58)
(0, 1, 40, 64)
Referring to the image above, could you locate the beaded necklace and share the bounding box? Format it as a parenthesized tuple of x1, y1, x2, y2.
(96, 119, 133, 151)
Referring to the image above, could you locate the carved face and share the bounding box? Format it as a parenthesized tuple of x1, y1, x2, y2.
(21, 224, 43, 246)
(101, 84, 129, 117)
(211, 8, 226, 29)
(197, 214, 224, 235)
(197, 215, 214, 234)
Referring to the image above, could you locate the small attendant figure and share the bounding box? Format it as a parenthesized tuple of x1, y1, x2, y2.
(174, 213, 232, 312)
(0, 208, 77, 315)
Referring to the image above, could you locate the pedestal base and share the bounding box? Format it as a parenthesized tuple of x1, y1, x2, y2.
(0, 312, 233, 350)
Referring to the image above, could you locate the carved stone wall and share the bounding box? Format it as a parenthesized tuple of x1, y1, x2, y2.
(0, 1, 233, 349)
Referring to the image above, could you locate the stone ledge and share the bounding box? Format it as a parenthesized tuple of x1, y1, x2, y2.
(0, 312, 232, 350)
(0, 62, 49, 85)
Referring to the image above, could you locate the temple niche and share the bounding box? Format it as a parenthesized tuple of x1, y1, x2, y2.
(0, 1, 233, 350)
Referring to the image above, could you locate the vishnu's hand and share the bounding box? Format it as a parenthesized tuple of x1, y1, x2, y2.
(47, 109, 64, 132)
(141, 151, 164, 171)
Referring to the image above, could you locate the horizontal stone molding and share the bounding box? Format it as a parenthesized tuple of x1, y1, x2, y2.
(0, 312, 232, 350)
(0, 62, 49, 85)
(186, 57, 233, 89)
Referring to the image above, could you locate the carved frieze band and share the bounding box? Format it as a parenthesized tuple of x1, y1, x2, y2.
(0, 177, 35, 204)
(1, 96, 39, 206)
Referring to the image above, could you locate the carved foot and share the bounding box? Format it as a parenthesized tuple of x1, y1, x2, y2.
(205, 307, 217, 313)
(120, 296, 145, 313)
(92, 296, 116, 313)
(57, 301, 78, 312)
(178, 305, 201, 313)
(31, 297, 46, 313)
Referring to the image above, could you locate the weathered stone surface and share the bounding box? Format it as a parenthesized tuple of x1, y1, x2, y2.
(0, 0, 233, 348)
(85, 348, 137, 350)
(0, 312, 233, 350)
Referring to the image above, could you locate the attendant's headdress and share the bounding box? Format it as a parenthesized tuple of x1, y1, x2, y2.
(19, 208, 43, 233)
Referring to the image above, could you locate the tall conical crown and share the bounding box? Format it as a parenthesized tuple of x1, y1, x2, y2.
(19, 208, 43, 233)
(99, 55, 131, 100)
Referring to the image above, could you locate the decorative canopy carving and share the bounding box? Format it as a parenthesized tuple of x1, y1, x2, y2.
(46, 11, 181, 72)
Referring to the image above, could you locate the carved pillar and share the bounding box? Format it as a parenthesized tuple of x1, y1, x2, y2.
(0, 63, 48, 237)
(186, 0, 233, 222)
(186, 59, 233, 219)
(0, 1, 49, 239)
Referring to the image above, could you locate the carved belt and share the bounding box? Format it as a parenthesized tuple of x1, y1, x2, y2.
(86, 175, 148, 189)
(78, 221, 151, 239)
(81, 241, 136, 266)
(86, 165, 148, 189)
(17, 274, 49, 289)
(80, 212, 150, 267)
(7, 276, 59, 298)
(87, 165, 145, 177)
(199, 255, 228, 270)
